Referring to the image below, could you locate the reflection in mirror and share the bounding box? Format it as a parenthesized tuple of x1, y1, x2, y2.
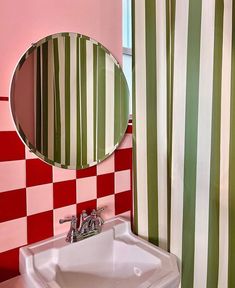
(10, 33, 129, 169)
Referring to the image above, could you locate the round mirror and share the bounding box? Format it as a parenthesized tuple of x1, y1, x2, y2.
(10, 32, 129, 169)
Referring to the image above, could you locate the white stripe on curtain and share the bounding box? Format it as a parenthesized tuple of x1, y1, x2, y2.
(156, 0, 168, 250)
(135, 0, 149, 240)
(193, 0, 215, 286)
(170, 0, 189, 271)
(218, 0, 232, 286)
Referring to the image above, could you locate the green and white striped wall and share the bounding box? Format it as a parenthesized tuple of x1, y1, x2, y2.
(132, 0, 235, 287)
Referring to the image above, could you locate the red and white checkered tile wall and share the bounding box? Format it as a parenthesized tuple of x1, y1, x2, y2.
(0, 97, 132, 283)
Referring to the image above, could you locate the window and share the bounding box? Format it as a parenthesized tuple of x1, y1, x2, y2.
(122, 0, 132, 114)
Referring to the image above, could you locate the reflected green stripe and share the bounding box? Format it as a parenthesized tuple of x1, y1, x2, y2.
(228, 2, 235, 287)
(97, 47, 106, 160)
(207, 1, 223, 287)
(114, 67, 121, 144)
(76, 36, 81, 167)
(53, 38, 61, 163)
(145, 0, 158, 245)
(65, 36, 70, 166)
(42, 42, 48, 157)
(93, 45, 97, 161)
(120, 73, 129, 134)
(132, 0, 138, 234)
(80, 38, 87, 166)
(36, 47, 42, 152)
(181, 0, 202, 287)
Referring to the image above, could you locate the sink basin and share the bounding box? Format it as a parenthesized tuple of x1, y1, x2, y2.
(20, 217, 180, 288)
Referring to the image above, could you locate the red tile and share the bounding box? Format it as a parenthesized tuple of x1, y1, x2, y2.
(115, 191, 132, 215)
(53, 180, 76, 209)
(27, 211, 53, 244)
(114, 148, 132, 171)
(0, 189, 26, 223)
(0, 97, 8, 101)
(126, 125, 132, 133)
(26, 159, 52, 187)
(97, 173, 114, 198)
(0, 132, 25, 161)
(76, 166, 97, 178)
(77, 200, 97, 215)
(0, 247, 19, 283)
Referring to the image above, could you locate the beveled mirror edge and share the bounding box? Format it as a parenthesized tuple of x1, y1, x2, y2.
(14, 114, 130, 170)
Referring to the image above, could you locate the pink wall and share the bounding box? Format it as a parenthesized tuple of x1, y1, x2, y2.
(0, 0, 132, 283)
(0, 0, 122, 97)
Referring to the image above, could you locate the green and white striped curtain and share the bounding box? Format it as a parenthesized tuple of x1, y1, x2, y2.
(133, 0, 235, 287)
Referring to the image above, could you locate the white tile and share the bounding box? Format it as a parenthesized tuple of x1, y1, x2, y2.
(0, 217, 27, 253)
(97, 195, 115, 221)
(0, 160, 25, 193)
(53, 166, 76, 182)
(115, 170, 131, 193)
(26, 184, 53, 215)
(76, 176, 97, 203)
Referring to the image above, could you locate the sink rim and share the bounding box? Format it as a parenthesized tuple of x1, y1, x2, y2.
(20, 217, 180, 288)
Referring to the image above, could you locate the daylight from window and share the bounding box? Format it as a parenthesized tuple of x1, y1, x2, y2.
(122, 0, 132, 114)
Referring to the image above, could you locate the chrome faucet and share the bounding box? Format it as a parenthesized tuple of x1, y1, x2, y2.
(59, 208, 104, 243)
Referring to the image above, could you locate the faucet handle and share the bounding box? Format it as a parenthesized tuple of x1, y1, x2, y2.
(59, 215, 77, 229)
(90, 207, 105, 227)
(59, 215, 79, 243)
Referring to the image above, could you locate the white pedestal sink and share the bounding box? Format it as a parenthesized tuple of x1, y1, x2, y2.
(20, 217, 180, 288)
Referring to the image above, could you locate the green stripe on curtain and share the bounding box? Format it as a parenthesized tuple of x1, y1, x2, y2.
(145, 0, 158, 246)
(181, 0, 202, 287)
(207, 0, 223, 287)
